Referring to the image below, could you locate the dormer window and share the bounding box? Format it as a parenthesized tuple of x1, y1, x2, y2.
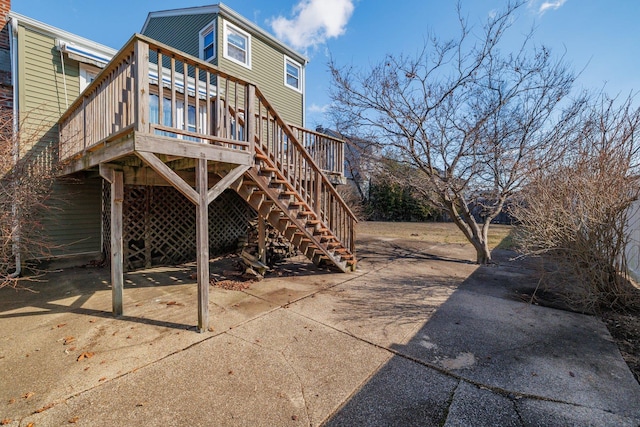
(284, 56, 302, 92)
(223, 21, 251, 69)
(199, 21, 216, 62)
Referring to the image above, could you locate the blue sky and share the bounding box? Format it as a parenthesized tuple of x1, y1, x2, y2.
(12, 0, 640, 127)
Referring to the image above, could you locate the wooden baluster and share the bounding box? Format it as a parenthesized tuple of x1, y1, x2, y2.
(246, 85, 256, 155)
(194, 64, 200, 138)
(170, 56, 176, 130)
(183, 62, 189, 136)
(158, 51, 164, 129)
(205, 70, 211, 138)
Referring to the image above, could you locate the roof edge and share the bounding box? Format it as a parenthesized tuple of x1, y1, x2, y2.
(140, 2, 308, 65)
(7, 11, 118, 57)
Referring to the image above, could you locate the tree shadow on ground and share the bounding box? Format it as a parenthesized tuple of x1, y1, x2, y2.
(323, 247, 640, 426)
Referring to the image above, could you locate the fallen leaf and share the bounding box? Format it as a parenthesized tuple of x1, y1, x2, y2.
(136, 402, 144, 407)
(569, 371, 575, 377)
(98, 377, 107, 382)
(69, 346, 77, 351)
(22, 391, 35, 399)
(166, 301, 183, 306)
(207, 326, 215, 332)
(77, 352, 95, 361)
(126, 335, 132, 339)
(26, 423, 34, 427)
(63, 336, 75, 345)
(89, 319, 96, 323)
(228, 370, 233, 375)
(292, 415, 298, 421)
(1, 419, 11, 425)
(68, 416, 79, 423)
(34, 403, 54, 413)
(84, 367, 90, 371)
(57, 323, 67, 328)
(8, 398, 15, 404)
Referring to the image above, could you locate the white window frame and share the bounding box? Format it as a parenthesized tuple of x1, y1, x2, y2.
(79, 63, 100, 92)
(223, 20, 251, 69)
(199, 21, 216, 62)
(284, 55, 303, 92)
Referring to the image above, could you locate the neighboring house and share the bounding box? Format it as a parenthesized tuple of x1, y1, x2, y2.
(2, 2, 356, 331)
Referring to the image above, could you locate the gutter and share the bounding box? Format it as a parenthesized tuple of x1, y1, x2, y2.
(8, 16, 20, 278)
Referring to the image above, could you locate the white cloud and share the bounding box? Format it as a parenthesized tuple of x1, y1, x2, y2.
(535, 0, 567, 14)
(308, 103, 330, 114)
(270, 0, 355, 51)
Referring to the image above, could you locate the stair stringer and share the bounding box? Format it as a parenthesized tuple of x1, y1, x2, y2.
(229, 167, 355, 272)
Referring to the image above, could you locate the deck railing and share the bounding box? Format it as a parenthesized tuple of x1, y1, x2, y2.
(58, 34, 355, 254)
(290, 126, 345, 176)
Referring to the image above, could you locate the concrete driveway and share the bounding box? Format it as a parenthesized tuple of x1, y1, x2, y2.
(1, 231, 639, 426)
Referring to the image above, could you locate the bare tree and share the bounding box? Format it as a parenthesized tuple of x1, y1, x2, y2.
(512, 95, 640, 311)
(329, 1, 582, 263)
(1, 108, 60, 288)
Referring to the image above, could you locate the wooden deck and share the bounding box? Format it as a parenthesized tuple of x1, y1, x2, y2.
(57, 34, 357, 332)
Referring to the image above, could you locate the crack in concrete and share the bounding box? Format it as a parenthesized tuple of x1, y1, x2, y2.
(224, 331, 312, 426)
(440, 380, 461, 427)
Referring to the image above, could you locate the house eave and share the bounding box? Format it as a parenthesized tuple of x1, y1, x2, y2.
(7, 11, 117, 59)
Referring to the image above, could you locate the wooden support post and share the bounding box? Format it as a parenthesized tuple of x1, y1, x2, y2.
(99, 164, 124, 317)
(195, 158, 209, 332)
(246, 85, 256, 156)
(111, 170, 124, 316)
(258, 215, 266, 264)
(134, 39, 150, 133)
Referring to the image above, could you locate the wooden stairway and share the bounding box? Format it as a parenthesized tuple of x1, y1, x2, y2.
(229, 150, 356, 272)
(219, 86, 357, 272)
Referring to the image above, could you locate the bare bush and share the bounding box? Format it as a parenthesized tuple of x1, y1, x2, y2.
(1, 108, 60, 288)
(512, 95, 640, 312)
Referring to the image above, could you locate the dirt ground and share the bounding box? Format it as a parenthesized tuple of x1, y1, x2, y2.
(356, 221, 640, 385)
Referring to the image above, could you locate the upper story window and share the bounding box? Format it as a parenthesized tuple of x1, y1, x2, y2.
(223, 21, 251, 69)
(284, 56, 302, 92)
(199, 21, 216, 62)
(79, 64, 100, 92)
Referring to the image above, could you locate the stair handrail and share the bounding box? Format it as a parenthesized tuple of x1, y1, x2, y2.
(252, 85, 358, 224)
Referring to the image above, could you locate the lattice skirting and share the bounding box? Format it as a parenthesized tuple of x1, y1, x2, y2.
(103, 182, 256, 271)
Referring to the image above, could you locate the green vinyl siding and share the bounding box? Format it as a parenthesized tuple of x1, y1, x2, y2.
(218, 17, 303, 126)
(142, 13, 218, 64)
(143, 13, 304, 127)
(18, 26, 80, 156)
(18, 26, 101, 258)
(40, 179, 102, 257)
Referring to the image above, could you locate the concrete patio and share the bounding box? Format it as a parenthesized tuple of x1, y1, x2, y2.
(1, 230, 639, 426)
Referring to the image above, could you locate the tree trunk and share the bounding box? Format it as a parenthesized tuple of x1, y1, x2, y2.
(472, 237, 492, 264)
(445, 197, 493, 265)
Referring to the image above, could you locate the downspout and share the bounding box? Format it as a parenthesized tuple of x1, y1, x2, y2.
(8, 16, 21, 278)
